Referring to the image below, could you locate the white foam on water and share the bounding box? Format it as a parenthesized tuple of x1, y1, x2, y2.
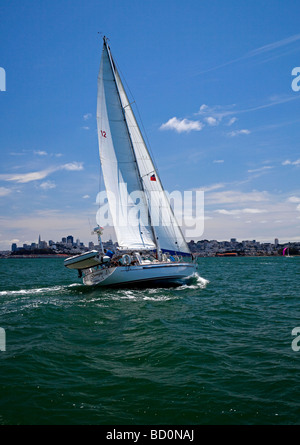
(175, 273, 209, 291)
(0, 283, 79, 297)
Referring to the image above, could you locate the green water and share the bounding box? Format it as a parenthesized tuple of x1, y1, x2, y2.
(0, 256, 300, 425)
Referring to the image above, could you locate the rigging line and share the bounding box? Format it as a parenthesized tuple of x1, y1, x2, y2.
(114, 58, 161, 176)
(104, 41, 157, 249)
(110, 45, 189, 255)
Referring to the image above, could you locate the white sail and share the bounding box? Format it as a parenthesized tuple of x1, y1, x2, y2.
(97, 40, 156, 251)
(113, 57, 191, 255)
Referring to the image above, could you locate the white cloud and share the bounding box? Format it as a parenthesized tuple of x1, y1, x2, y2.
(0, 162, 84, 184)
(197, 183, 225, 193)
(215, 208, 266, 215)
(228, 129, 251, 137)
(282, 159, 300, 166)
(82, 194, 90, 199)
(83, 113, 92, 121)
(39, 181, 56, 190)
(62, 162, 84, 171)
(213, 160, 224, 164)
(82, 126, 90, 130)
(207, 190, 269, 205)
(0, 168, 55, 183)
(0, 187, 11, 197)
(247, 166, 273, 173)
(160, 117, 204, 133)
(288, 196, 300, 203)
(204, 116, 218, 126)
(199, 104, 208, 112)
(34, 150, 47, 156)
(227, 117, 237, 126)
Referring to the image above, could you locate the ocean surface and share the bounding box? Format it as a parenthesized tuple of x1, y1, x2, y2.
(0, 256, 300, 425)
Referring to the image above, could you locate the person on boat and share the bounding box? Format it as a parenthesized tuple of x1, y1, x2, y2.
(104, 248, 114, 258)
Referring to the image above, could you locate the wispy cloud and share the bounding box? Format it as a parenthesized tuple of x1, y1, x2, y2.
(197, 95, 300, 122)
(228, 129, 251, 137)
(0, 168, 56, 183)
(247, 166, 273, 173)
(227, 117, 237, 126)
(207, 190, 269, 205)
(0, 162, 84, 184)
(247, 33, 300, 57)
(0, 187, 12, 197)
(62, 162, 84, 171)
(39, 181, 56, 190)
(160, 117, 204, 133)
(288, 196, 300, 203)
(282, 159, 300, 166)
(215, 208, 266, 215)
(197, 183, 225, 193)
(34, 150, 47, 156)
(83, 113, 92, 121)
(204, 116, 218, 126)
(196, 33, 300, 75)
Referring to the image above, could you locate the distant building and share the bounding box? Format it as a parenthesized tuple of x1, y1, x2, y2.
(11, 243, 17, 252)
(67, 235, 74, 245)
(230, 238, 237, 243)
(275, 238, 279, 247)
(62, 237, 67, 244)
(88, 241, 94, 250)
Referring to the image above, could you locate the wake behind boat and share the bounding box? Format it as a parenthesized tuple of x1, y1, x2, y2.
(64, 37, 197, 287)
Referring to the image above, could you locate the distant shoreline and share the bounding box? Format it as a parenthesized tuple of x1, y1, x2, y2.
(0, 254, 298, 259)
(0, 254, 70, 259)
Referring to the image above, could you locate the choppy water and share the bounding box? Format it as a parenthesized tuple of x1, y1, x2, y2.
(0, 256, 300, 425)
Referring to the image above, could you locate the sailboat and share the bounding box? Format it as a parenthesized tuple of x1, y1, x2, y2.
(283, 247, 293, 258)
(64, 37, 197, 286)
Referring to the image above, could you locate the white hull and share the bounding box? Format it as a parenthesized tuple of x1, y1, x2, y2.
(82, 262, 197, 287)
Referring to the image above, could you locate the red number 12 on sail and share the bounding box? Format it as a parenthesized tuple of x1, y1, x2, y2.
(101, 130, 107, 138)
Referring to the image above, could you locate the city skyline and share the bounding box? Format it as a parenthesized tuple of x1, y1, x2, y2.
(6, 232, 299, 258)
(6, 232, 294, 252)
(1, 1, 300, 249)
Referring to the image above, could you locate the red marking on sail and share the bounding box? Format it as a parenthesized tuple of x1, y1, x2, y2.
(150, 174, 156, 181)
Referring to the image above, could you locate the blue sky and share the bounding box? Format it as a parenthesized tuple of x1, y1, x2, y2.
(1, 0, 300, 249)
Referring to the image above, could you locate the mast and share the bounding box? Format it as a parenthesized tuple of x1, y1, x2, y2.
(103, 37, 159, 254)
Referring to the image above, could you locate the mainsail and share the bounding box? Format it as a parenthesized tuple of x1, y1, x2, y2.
(97, 38, 191, 256)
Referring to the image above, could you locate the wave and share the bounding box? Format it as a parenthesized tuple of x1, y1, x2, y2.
(175, 273, 209, 291)
(0, 283, 79, 297)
